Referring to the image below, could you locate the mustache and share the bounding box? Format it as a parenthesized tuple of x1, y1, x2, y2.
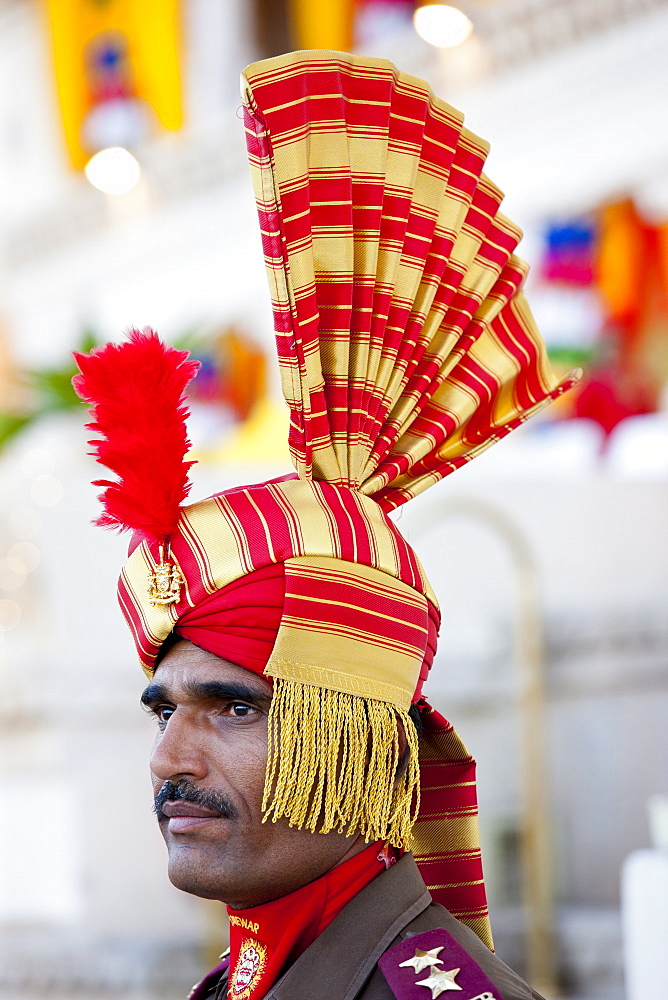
(153, 779, 238, 821)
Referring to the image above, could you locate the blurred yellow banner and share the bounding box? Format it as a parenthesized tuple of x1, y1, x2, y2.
(43, 0, 183, 169)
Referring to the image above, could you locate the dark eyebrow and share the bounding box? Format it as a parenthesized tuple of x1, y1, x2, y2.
(140, 679, 271, 708)
(141, 682, 171, 707)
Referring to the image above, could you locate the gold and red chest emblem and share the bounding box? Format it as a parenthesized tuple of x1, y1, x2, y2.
(230, 938, 268, 999)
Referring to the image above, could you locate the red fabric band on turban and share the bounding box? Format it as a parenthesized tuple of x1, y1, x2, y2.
(175, 562, 285, 676)
(413, 601, 439, 704)
(173, 559, 438, 702)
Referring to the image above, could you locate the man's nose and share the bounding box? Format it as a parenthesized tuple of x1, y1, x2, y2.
(150, 710, 209, 782)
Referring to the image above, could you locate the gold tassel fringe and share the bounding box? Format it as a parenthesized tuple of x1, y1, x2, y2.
(262, 678, 420, 849)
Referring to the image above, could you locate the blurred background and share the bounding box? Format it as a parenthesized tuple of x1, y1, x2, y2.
(0, 1, 667, 998)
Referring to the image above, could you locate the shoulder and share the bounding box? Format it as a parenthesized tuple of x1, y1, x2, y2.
(187, 953, 230, 1000)
(254, 856, 542, 1000)
(359, 904, 545, 1000)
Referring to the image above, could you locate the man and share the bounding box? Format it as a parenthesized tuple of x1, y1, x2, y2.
(144, 640, 544, 1000)
(75, 50, 579, 1000)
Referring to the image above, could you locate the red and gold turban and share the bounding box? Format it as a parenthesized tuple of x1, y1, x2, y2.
(74, 51, 579, 951)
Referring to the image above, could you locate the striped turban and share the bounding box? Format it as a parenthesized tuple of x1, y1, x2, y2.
(75, 50, 579, 951)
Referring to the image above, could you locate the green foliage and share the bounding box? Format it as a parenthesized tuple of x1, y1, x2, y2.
(547, 345, 595, 367)
(0, 326, 217, 454)
(0, 328, 97, 453)
(0, 412, 36, 451)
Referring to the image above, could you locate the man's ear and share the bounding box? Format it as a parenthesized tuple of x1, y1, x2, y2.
(395, 705, 422, 782)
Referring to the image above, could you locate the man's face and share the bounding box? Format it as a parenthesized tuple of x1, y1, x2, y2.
(142, 639, 364, 908)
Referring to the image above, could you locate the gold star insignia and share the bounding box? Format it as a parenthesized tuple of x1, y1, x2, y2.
(398, 946, 444, 974)
(415, 966, 463, 997)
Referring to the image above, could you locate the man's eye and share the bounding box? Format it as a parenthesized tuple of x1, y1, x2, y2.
(154, 705, 175, 725)
(228, 702, 254, 718)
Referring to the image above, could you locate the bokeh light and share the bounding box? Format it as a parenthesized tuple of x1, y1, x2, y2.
(8, 541, 41, 574)
(0, 599, 21, 632)
(0, 557, 27, 591)
(84, 146, 141, 195)
(413, 3, 473, 48)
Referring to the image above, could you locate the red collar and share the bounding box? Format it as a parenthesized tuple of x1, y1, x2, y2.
(226, 841, 395, 999)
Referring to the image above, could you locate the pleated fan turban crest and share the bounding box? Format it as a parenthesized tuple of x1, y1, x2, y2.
(74, 50, 579, 951)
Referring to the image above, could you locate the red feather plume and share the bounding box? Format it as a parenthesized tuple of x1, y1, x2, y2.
(72, 328, 200, 543)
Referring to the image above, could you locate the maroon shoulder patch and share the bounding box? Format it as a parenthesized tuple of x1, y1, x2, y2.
(378, 928, 502, 1000)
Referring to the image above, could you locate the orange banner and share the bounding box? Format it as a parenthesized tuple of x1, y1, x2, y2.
(289, 0, 356, 50)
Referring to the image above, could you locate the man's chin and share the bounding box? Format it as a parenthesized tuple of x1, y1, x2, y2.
(167, 846, 233, 901)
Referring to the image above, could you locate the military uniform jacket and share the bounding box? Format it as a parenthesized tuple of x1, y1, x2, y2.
(195, 854, 544, 1000)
